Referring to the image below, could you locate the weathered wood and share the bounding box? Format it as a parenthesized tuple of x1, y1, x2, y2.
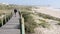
(0, 12, 20, 34)
(19, 11, 25, 34)
(20, 14, 25, 34)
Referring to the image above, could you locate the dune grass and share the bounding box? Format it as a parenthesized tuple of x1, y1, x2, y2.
(37, 12, 60, 21)
(38, 19, 50, 28)
(18, 6, 37, 33)
(21, 11, 37, 33)
(19, 6, 51, 33)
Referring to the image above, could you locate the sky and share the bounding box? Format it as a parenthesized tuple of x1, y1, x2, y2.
(0, 0, 60, 8)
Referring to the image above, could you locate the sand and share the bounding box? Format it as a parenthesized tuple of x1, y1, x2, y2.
(31, 6, 60, 34)
(33, 7, 60, 18)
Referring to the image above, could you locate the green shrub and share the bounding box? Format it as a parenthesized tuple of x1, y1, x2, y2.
(57, 21, 60, 25)
(39, 22, 50, 28)
(21, 11, 37, 33)
(38, 19, 50, 28)
(24, 14, 37, 33)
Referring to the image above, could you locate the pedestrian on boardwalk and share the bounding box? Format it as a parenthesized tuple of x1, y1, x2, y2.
(14, 9, 17, 17)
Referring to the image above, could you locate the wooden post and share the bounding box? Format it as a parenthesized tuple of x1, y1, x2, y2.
(1, 15, 4, 26)
(7, 14, 10, 21)
(5, 15, 6, 23)
(21, 17, 25, 34)
(20, 14, 25, 34)
(1, 18, 3, 26)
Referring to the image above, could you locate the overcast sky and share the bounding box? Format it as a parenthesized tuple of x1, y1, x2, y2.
(0, 0, 60, 8)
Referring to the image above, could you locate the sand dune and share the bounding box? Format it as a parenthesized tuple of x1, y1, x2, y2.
(33, 7, 60, 18)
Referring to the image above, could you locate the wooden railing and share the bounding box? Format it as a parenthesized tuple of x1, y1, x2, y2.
(19, 11, 25, 34)
(0, 12, 13, 26)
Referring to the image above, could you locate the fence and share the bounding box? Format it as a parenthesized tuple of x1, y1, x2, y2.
(19, 11, 25, 34)
(0, 12, 13, 26)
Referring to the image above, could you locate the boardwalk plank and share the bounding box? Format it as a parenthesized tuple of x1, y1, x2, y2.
(0, 12, 20, 34)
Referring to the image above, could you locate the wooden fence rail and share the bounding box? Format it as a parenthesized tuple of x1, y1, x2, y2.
(0, 12, 13, 26)
(19, 11, 25, 34)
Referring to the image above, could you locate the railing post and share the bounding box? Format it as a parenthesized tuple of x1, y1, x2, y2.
(21, 15, 25, 34)
(1, 15, 4, 26)
(5, 14, 6, 23)
(20, 12, 25, 34)
(1, 18, 3, 26)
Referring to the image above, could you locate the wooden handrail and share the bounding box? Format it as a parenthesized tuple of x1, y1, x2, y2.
(0, 12, 13, 26)
(19, 11, 25, 34)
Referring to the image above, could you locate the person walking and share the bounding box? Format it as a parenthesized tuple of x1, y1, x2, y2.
(14, 9, 17, 17)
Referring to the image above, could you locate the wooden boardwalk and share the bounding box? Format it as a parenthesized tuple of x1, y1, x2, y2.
(0, 12, 20, 34)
